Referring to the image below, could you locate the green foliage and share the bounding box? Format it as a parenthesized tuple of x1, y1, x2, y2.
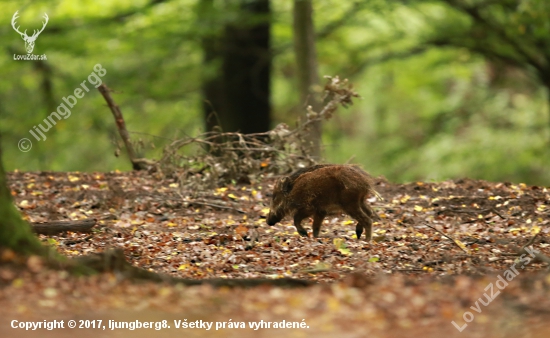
(1, 0, 549, 185)
(311, 0, 550, 185)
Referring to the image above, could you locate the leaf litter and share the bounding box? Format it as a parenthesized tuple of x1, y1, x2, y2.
(2, 170, 550, 337)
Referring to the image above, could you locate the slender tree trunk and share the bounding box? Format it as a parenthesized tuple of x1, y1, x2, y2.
(199, 0, 226, 132)
(540, 73, 550, 147)
(293, 0, 322, 159)
(547, 87, 550, 147)
(34, 60, 56, 116)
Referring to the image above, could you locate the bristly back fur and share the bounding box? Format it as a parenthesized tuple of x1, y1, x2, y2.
(282, 164, 382, 200)
(282, 164, 336, 194)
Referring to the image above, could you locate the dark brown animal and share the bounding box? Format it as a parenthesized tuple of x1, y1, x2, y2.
(266, 164, 379, 240)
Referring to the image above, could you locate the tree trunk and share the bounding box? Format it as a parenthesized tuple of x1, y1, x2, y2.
(199, 0, 226, 132)
(293, 0, 322, 159)
(223, 0, 271, 134)
(200, 0, 272, 134)
(34, 60, 56, 117)
(0, 135, 45, 255)
(548, 87, 550, 147)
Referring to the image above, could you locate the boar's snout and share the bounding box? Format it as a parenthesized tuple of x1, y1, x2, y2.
(266, 211, 281, 226)
(266, 176, 292, 226)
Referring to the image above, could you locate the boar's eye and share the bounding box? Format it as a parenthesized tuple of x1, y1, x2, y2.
(281, 176, 292, 193)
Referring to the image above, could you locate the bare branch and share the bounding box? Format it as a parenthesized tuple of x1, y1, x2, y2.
(423, 223, 470, 254)
(98, 84, 148, 171)
(440, 0, 546, 72)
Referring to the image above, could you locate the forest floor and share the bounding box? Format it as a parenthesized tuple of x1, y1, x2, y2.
(1, 170, 550, 337)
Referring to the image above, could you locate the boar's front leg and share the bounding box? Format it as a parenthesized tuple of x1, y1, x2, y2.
(312, 212, 326, 238)
(293, 210, 309, 237)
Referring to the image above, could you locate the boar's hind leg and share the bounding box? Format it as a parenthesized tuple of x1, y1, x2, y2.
(360, 202, 376, 220)
(345, 203, 373, 241)
(293, 211, 309, 237)
(312, 212, 327, 238)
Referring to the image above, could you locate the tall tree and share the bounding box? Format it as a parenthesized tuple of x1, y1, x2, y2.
(200, 0, 272, 134)
(293, 0, 322, 159)
(199, 0, 227, 132)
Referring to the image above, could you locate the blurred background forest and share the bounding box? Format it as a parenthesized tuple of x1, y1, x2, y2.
(1, 0, 550, 185)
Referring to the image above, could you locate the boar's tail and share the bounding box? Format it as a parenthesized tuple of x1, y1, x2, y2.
(348, 165, 384, 201)
(371, 188, 384, 201)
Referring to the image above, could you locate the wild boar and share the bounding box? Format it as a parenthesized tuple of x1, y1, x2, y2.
(266, 164, 379, 240)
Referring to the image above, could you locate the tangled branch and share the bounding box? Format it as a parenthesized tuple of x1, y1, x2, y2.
(156, 76, 359, 190)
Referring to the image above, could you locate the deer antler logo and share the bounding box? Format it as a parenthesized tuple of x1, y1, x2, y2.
(11, 11, 49, 54)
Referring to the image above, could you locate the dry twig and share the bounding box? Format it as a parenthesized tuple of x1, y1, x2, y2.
(423, 223, 470, 254)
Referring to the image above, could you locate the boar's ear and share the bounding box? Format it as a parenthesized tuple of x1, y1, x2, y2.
(281, 176, 292, 194)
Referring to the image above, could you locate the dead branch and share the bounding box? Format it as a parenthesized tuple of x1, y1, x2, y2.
(62, 234, 94, 246)
(508, 233, 550, 267)
(521, 233, 539, 251)
(156, 76, 359, 189)
(172, 193, 247, 214)
(441, 206, 506, 219)
(287, 76, 359, 137)
(31, 219, 96, 235)
(423, 223, 470, 254)
(516, 247, 550, 267)
(499, 233, 550, 269)
(187, 200, 246, 214)
(98, 84, 148, 171)
(501, 233, 541, 256)
(298, 267, 332, 274)
(490, 207, 506, 219)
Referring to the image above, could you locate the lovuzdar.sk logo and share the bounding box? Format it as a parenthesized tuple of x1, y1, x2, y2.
(12, 10, 49, 60)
